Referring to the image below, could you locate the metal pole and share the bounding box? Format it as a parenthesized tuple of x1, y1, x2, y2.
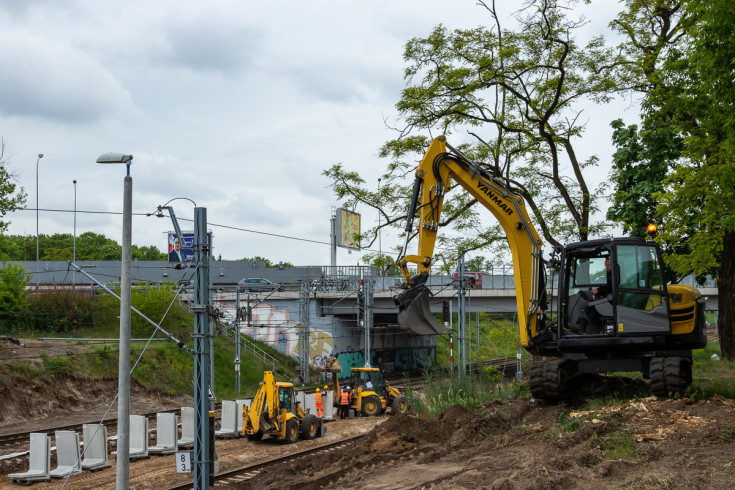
(35, 153, 43, 294)
(299, 280, 310, 383)
(330, 208, 337, 269)
(363, 272, 372, 367)
(235, 287, 241, 394)
(377, 178, 382, 276)
(73, 180, 77, 291)
(193, 207, 211, 489)
(116, 170, 132, 489)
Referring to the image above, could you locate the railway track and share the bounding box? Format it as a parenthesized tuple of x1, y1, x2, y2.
(166, 434, 368, 489)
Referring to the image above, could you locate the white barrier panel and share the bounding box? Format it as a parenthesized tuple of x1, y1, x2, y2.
(215, 400, 239, 438)
(178, 407, 194, 448)
(9, 433, 51, 483)
(129, 415, 149, 459)
(50, 431, 82, 478)
(81, 424, 109, 471)
(304, 393, 317, 416)
(149, 413, 178, 455)
(324, 390, 334, 420)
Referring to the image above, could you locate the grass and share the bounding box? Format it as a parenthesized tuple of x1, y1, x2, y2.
(602, 430, 636, 460)
(405, 369, 528, 417)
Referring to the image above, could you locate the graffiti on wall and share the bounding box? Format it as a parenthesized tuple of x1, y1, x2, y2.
(214, 297, 334, 364)
(335, 347, 436, 379)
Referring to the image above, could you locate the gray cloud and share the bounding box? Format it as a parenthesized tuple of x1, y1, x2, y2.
(0, 30, 134, 122)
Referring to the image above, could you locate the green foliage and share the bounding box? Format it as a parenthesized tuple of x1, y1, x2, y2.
(0, 263, 29, 325)
(236, 256, 294, 268)
(557, 412, 581, 432)
(603, 430, 637, 460)
(42, 353, 75, 377)
(0, 139, 27, 234)
(0, 232, 166, 261)
(325, 0, 620, 269)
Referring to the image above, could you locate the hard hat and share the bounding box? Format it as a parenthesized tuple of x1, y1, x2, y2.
(346, 385, 350, 390)
(316, 388, 320, 392)
(324, 385, 328, 390)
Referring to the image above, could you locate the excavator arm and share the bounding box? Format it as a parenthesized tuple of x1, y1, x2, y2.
(394, 135, 546, 349)
(244, 371, 279, 435)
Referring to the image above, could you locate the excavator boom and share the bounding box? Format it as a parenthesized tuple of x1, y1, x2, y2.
(394, 135, 545, 348)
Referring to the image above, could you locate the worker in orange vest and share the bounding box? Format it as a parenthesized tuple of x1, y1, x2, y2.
(315, 388, 324, 418)
(339, 387, 351, 419)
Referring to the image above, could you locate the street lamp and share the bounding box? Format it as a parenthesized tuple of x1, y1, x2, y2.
(377, 177, 382, 276)
(96, 152, 133, 489)
(35, 153, 43, 294)
(73, 179, 77, 290)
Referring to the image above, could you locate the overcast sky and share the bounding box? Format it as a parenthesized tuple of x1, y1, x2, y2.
(1, 0, 632, 266)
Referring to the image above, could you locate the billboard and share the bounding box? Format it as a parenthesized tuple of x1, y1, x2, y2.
(167, 231, 213, 263)
(336, 208, 360, 250)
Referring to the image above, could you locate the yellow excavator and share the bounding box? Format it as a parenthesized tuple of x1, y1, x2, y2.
(242, 371, 325, 443)
(317, 358, 409, 416)
(394, 135, 707, 399)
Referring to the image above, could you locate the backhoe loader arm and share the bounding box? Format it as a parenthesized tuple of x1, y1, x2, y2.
(244, 371, 278, 435)
(394, 135, 546, 349)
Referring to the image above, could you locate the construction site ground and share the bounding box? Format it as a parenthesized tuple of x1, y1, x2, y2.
(0, 374, 734, 489)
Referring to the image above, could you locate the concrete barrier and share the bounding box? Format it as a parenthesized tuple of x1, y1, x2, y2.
(50, 430, 82, 478)
(178, 407, 194, 448)
(215, 400, 239, 438)
(81, 424, 109, 471)
(129, 415, 149, 459)
(9, 433, 51, 483)
(149, 412, 178, 455)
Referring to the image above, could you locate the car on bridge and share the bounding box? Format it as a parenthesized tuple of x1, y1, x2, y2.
(238, 277, 284, 292)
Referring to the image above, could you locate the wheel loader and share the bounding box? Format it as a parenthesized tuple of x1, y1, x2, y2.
(393, 135, 707, 400)
(317, 358, 409, 416)
(242, 371, 325, 443)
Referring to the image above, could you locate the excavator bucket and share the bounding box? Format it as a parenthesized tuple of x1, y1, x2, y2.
(394, 284, 450, 336)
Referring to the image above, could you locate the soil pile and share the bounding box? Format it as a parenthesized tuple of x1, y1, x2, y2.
(242, 396, 735, 489)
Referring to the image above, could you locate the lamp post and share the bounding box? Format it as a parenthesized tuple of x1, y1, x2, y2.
(73, 179, 77, 290)
(96, 152, 133, 489)
(35, 153, 43, 294)
(377, 177, 382, 276)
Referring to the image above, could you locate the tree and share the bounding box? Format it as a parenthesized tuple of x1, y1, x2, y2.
(325, 0, 619, 270)
(237, 257, 294, 268)
(0, 262, 29, 318)
(0, 139, 27, 233)
(610, 0, 735, 358)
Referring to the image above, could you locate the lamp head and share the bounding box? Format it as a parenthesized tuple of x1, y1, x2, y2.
(38, 154, 43, 159)
(96, 153, 133, 164)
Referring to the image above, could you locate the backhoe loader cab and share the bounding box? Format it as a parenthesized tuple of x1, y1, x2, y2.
(242, 371, 325, 444)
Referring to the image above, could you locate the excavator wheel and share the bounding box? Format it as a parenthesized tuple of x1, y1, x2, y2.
(301, 414, 318, 440)
(391, 395, 408, 415)
(529, 361, 545, 400)
(246, 430, 263, 441)
(650, 356, 691, 397)
(361, 395, 382, 417)
(285, 418, 299, 444)
(542, 359, 565, 400)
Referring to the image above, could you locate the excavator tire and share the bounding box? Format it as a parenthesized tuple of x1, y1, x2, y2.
(285, 419, 299, 444)
(246, 430, 263, 441)
(651, 356, 692, 397)
(541, 359, 565, 401)
(301, 414, 318, 440)
(361, 395, 382, 417)
(391, 395, 408, 415)
(650, 357, 666, 396)
(529, 360, 545, 399)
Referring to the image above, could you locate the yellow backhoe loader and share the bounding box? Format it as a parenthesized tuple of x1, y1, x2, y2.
(242, 371, 325, 443)
(317, 358, 409, 416)
(394, 135, 707, 399)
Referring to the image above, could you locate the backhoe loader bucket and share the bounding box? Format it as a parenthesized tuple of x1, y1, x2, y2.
(394, 284, 450, 336)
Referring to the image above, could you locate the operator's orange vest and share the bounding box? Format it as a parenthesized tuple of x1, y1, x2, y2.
(315, 392, 322, 403)
(339, 391, 350, 405)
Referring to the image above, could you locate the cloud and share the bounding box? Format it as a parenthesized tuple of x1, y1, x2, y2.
(0, 29, 134, 122)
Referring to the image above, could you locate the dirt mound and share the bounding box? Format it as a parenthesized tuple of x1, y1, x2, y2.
(242, 396, 735, 489)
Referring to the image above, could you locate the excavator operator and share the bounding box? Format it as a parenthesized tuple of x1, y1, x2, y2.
(315, 388, 324, 418)
(591, 257, 612, 299)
